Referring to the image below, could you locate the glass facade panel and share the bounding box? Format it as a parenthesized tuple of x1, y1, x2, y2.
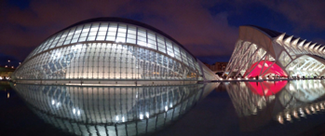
(147, 31, 157, 49)
(87, 23, 99, 41)
(71, 25, 83, 43)
(64, 27, 76, 45)
(157, 35, 166, 53)
(106, 23, 117, 41)
(78, 24, 91, 42)
(126, 25, 136, 44)
(116, 24, 126, 43)
(137, 28, 146, 47)
(13, 19, 217, 83)
(96, 23, 108, 41)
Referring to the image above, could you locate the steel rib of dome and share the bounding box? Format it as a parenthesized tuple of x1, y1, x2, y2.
(12, 17, 218, 85)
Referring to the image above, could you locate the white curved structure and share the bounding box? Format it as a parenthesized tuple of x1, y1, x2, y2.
(225, 25, 325, 79)
(12, 18, 218, 85)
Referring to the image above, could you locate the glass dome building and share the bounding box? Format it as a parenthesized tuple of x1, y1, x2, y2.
(12, 17, 218, 85)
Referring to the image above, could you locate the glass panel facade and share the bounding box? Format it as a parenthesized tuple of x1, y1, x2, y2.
(14, 22, 221, 83)
(15, 20, 217, 82)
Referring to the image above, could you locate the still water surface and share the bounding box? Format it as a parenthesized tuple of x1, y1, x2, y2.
(2, 80, 325, 135)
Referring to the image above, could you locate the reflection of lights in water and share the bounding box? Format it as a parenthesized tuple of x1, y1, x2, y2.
(289, 84, 295, 91)
(296, 81, 300, 89)
(7, 93, 10, 98)
(299, 108, 305, 117)
(303, 81, 307, 89)
(277, 100, 325, 125)
(305, 108, 311, 115)
(314, 83, 318, 88)
(246, 80, 287, 96)
(11, 83, 217, 136)
(278, 115, 284, 124)
(293, 111, 299, 118)
(165, 106, 168, 111)
(321, 104, 324, 110)
(72, 108, 81, 116)
(146, 112, 149, 118)
(311, 106, 315, 113)
(286, 113, 291, 121)
(56, 102, 61, 107)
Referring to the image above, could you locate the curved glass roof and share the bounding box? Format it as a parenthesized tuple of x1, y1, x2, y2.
(13, 17, 218, 83)
(25, 17, 196, 66)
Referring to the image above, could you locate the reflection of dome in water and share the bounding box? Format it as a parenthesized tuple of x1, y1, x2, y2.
(11, 17, 218, 85)
(245, 80, 287, 96)
(12, 83, 218, 136)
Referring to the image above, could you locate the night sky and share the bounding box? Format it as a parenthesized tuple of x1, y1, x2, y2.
(1, 0, 325, 65)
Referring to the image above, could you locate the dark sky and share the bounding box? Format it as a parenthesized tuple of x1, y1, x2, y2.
(1, 0, 325, 65)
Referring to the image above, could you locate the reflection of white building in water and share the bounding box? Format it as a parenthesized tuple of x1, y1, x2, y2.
(225, 25, 325, 78)
(12, 83, 217, 136)
(12, 18, 218, 85)
(226, 80, 325, 130)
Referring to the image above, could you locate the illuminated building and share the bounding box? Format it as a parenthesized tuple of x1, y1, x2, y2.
(225, 25, 325, 78)
(11, 18, 218, 85)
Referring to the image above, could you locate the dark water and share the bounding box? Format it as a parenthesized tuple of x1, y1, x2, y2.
(1, 80, 325, 136)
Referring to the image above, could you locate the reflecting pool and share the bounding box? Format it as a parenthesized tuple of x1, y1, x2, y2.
(226, 80, 325, 135)
(4, 80, 325, 135)
(10, 83, 218, 136)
